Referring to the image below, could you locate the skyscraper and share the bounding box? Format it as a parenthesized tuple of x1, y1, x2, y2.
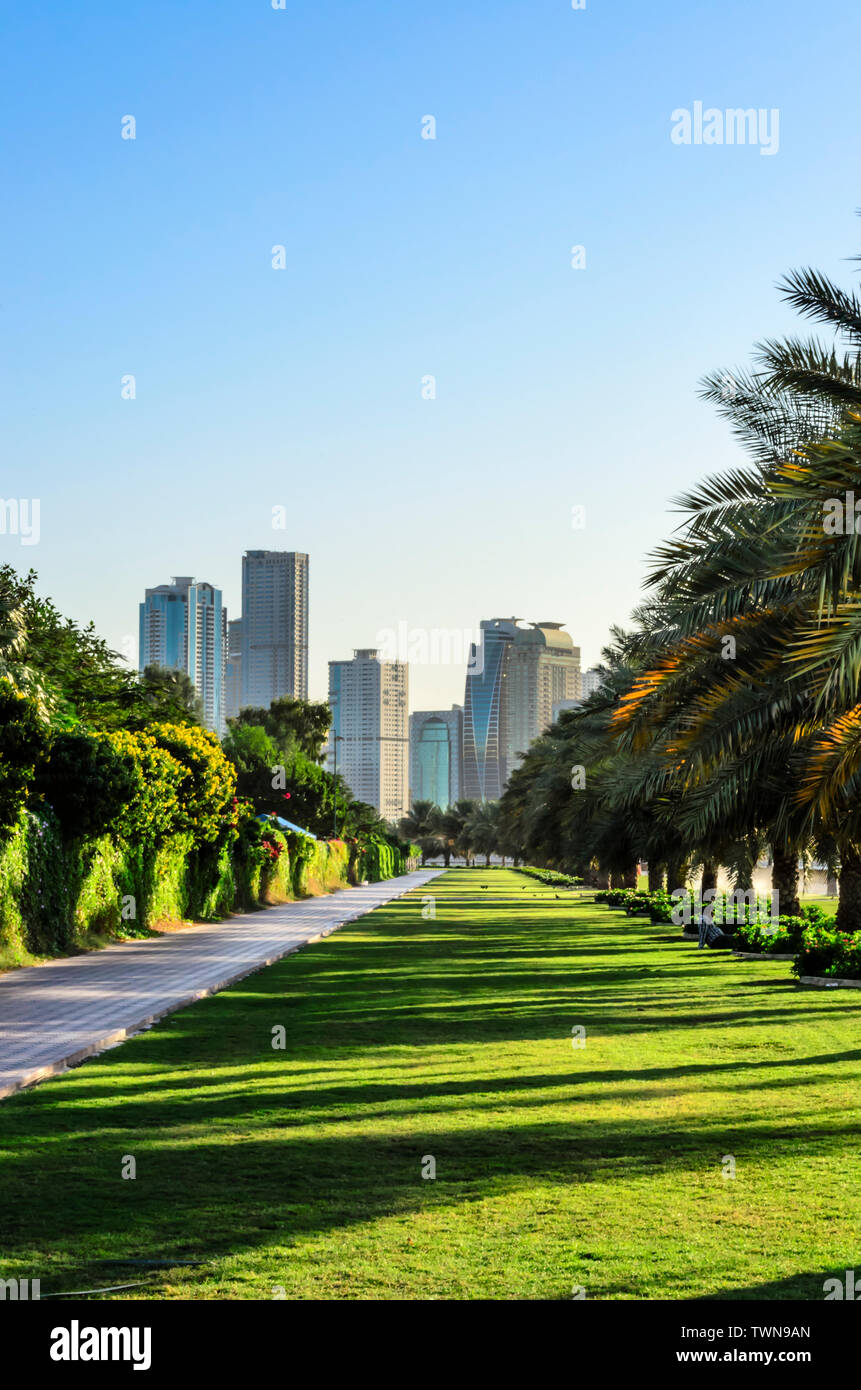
(462, 619, 581, 798)
(462, 619, 517, 800)
(225, 618, 243, 722)
(409, 707, 463, 808)
(581, 667, 604, 698)
(240, 550, 308, 710)
(505, 623, 581, 774)
(139, 576, 227, 734)
(327, 649, 409, 823)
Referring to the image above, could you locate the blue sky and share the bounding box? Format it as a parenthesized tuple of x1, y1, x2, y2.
(2, 0, 859, 708)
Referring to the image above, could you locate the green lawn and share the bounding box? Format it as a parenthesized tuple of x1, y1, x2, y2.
(0, 868, 858, 1300)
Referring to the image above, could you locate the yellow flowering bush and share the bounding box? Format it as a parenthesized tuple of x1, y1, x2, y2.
(149, 724, 237, 843)
(93, 728, 183, 843)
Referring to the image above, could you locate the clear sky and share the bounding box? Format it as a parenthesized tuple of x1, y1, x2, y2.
(2, 0, 859, 710)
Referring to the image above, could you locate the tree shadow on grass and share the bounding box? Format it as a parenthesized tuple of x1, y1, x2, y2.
(1, 880, 860, 1296)
(2, 1106, 861, 1297)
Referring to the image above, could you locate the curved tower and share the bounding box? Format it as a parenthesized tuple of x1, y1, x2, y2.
(462, 619, 517, 800)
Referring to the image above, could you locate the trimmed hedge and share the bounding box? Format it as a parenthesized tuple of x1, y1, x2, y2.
(516, 867, 584, 887)
(0, 812, 358, 965)
(0, 711, 411, 966)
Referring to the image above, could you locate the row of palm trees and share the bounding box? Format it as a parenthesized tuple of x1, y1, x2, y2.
(398, 799, 509, 867)
(498, 233, 861, 931)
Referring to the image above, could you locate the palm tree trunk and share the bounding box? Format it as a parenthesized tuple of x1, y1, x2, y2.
(771, 845, 800, 918)
(647, 862, 665, 893)
(666, 857, 690, 894)
(701, 860, 717, 894)
(623, 864, 638, 889)
(837, 845, 861, 931)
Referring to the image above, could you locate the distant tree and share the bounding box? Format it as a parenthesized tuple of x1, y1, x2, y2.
(465, 801, 500, 867)
(399, 800, 442, 865)
(222, 722, 280, 773)
(0, 566, 145, 729)
(341, 798, 388, 841)
(422, 803, 461, 867)
(139, 665, 204, 724)
(230, 696, 331, 762)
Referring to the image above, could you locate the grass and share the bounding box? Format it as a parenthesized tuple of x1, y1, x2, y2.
(0, 867, 858, 1300)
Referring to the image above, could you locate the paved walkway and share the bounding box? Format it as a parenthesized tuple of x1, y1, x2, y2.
(0, 870, 442, 1099)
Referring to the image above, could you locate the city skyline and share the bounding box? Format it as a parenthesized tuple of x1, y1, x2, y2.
(136, 552, 590, 747)
(6, 2, 855, 719)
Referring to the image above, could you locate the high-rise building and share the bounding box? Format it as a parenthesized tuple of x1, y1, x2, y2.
(139, 576, 227, 734)
(327, 649, 409, 823)
(505, 623, 581, 774)
(409, 707, 463, 808)
(240, 550, 308, 709)
(581, 667, 604, 698)
(225, 618, 243, 722)
(462, 619, 517, 800)
(463, 619, 581, 798)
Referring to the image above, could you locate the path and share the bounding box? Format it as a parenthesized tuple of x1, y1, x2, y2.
(0, 870, 441, 1099)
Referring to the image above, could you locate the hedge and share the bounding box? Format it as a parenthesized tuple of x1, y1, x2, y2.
(0, 714, 411, 967)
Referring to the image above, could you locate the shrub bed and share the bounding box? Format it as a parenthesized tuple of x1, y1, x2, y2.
(591, 889, 836, 934)
(792, 926, 861, 980)
(517, 867, 584, 888)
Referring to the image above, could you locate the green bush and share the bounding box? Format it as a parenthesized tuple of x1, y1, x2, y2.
(792, 926, 861, 980)
(516, 866, 583, 888)
(357, 836, 398, 883)
(34, 731, 136, 839)
(0, 680, 49, 837)
(734, 916, 808, 955)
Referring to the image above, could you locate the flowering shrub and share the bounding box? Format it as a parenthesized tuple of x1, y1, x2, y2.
(734, 916, 808, 954)
(149, 724, 236, 843)
(603, 889, 633, 909)
(800, 903, 833, 927)
(792, 926, 861, 979)
(648, 891, 676, 923)
(93, 729, 183, 843)
(623, 892, 654, 916)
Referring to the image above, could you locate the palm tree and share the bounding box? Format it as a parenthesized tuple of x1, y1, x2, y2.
(499, 240, 861, 924)
(398, 800, 441, 865)
(465, 801, 500, 867)
(427, 801, 471, 867)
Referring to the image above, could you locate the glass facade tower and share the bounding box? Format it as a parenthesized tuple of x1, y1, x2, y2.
(139, 576, 227, 734)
